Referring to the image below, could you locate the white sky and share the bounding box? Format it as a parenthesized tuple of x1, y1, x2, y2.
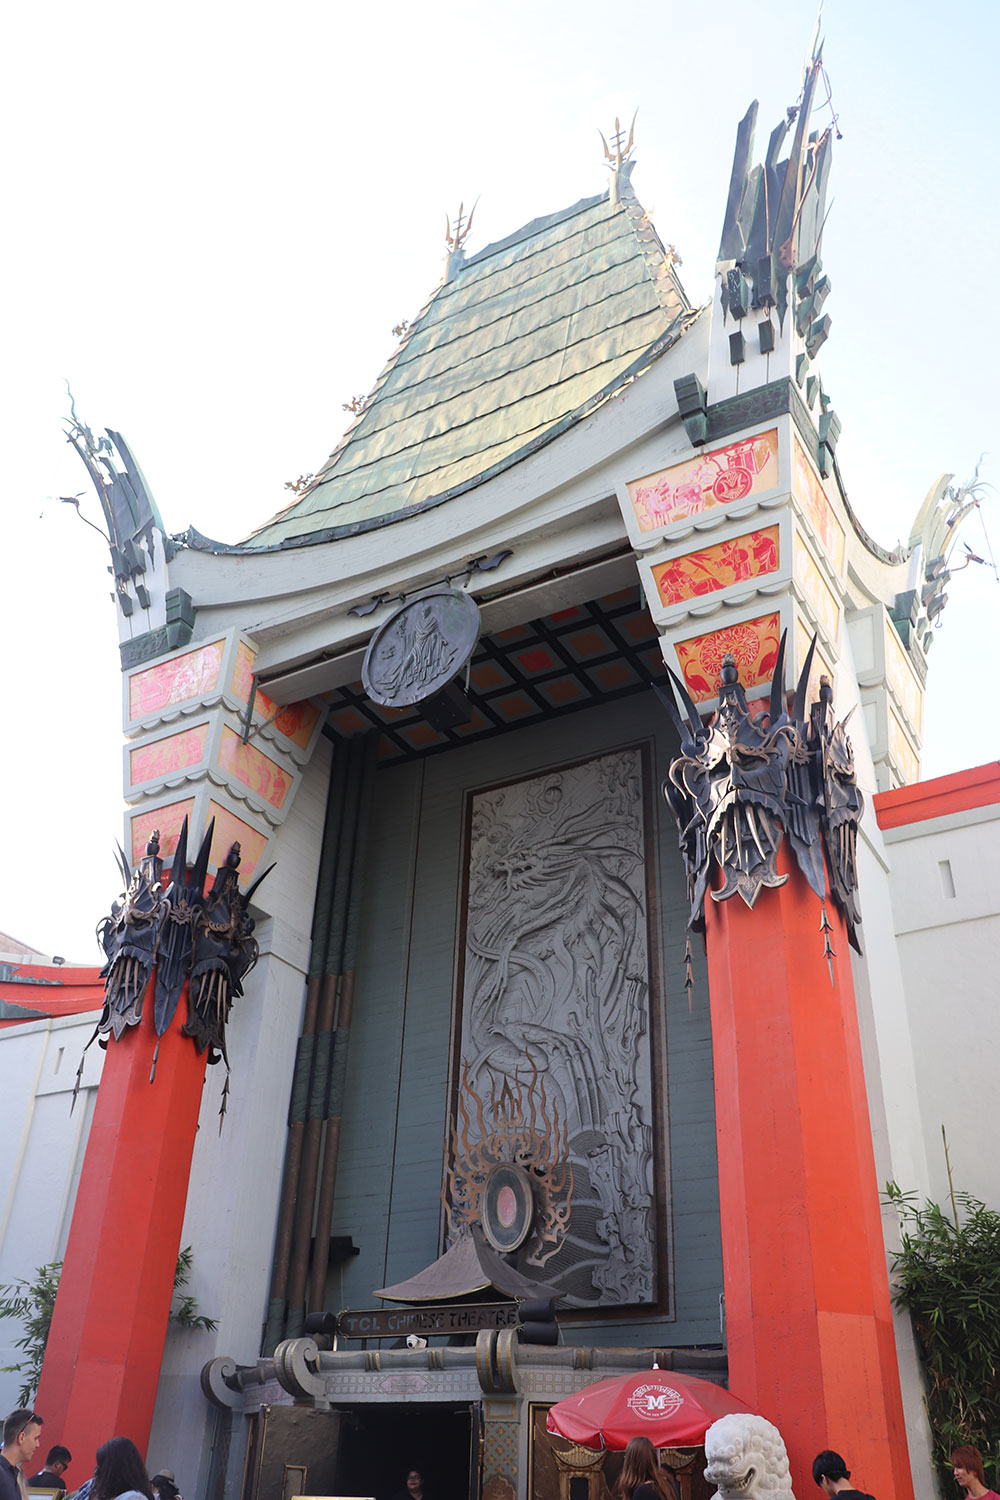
(1, 0, 997, 960)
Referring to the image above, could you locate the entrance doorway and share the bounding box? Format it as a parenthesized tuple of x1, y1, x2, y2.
(336, 1402, 476, 1500)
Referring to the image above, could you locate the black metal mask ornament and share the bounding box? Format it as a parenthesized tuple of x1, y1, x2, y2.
(185, 841, 273, 1125)
(96, 832, 164, 1040)
(151, 816, 215, 1079)
(79, 819, 276, 1122)
(658, 631, 863, 988)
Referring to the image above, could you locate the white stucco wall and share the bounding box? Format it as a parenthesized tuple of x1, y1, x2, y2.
(881, 795, 1000, 1208)
(0, 1011, 104, 1415)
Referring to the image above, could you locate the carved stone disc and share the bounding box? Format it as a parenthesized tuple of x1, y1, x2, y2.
(362, 588, 480, 708)
(480, 1163, 535, 1254)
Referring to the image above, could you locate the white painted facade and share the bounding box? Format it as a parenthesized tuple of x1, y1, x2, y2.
(0, 1010, 103, 1416)
(880, 789, 1000, 1209)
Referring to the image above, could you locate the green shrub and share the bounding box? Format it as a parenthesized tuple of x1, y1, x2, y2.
(885, 1177, 1000, 1492)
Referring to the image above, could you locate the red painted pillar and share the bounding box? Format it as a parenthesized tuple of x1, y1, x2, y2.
(36, 981, 206, 1486)
(705, 849, 913, 1500)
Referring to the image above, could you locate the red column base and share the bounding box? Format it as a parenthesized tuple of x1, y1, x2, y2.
(36, 986, 206, 1489)
(705, 850, 913, 1500)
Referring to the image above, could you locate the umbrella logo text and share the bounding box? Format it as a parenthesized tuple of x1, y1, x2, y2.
(626, 1383, 684, 1422)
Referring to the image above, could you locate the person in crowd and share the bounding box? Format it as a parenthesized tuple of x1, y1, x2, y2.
(391, 1470, 427, 1500)
(91, 1440, 151, 1500)
(149, 1474, 180, 1500)
(812, 1450, 876, 1500)
(613, 1437, 677, 1500)
(952, 1446, 1000, 1500)
(32, 1446, 72, 1493)
(0, 1411, 44, 1500)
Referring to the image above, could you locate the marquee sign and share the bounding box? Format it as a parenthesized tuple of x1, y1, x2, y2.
(336, 1302, 519, 1339)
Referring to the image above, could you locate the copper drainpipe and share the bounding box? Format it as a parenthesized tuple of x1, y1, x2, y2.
(284, 734, 370, 1337)
(262, 738, 350, 1353)
(307, 733, 376, 1311)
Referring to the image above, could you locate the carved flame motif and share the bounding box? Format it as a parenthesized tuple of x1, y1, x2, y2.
(444, 1057, 574, 1268)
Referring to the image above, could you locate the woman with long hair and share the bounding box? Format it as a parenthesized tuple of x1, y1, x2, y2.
(92, 1438, 153, 1500)
(613, 1437, 678, 1500)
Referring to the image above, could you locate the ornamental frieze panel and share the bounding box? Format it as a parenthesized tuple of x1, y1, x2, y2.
(452, 749, 661, 1309)
(620, 428, 780, 548)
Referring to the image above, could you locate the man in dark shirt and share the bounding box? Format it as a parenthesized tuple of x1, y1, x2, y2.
(31, 1446, 71, 1494)
(0, 1410, 44, 1500)
(812, 1450, 876, 1500)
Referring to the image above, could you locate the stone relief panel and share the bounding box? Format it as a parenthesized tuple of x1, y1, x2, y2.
(453, 748, 658, 1307)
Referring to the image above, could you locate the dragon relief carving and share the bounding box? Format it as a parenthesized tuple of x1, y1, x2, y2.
(444, 1058, 573, 1268)
(456, 750, 658, 1306)
(704, 1413, 796, 1500)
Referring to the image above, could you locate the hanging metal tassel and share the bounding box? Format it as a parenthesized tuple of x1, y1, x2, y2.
(684, 936, 695, 1012)
(820, 899, 836, 985)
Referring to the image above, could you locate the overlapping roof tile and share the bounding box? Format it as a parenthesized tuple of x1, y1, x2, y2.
(246, 186, 693, 548)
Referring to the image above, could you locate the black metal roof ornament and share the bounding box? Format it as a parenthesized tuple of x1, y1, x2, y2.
(658, 632, 863, 986)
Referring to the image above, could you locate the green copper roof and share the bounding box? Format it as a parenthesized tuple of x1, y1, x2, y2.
(246, 186, 692, 548)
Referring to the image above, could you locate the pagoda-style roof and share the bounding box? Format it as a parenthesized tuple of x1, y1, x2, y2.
(246, 186, 692, 548)
(374, 1226, 558, 1304)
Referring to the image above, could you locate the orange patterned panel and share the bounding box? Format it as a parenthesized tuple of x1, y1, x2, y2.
(217, 727, 291, 809)
(651, 526, 780, 607)
(207, 802, 269, 880)
(795, 620, 835, 707)
(130, 725, 209, 785)
(674, 612, 782, 703)
(270, 700, 321, 749)
(627, 429, 778, 533)
(231, 640, 320, 750)
(885, 621, 923, 732)
(792, 439, 846, 571)
(129, 640, 225, 719)
(793, 542, 840, 642)
(130, 799, 196, 865)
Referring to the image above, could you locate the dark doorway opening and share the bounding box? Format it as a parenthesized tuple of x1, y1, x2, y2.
(337, 1402, 475, 1500)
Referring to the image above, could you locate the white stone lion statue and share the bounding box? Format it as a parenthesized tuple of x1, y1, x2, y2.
(704, 1413, 796, 1500)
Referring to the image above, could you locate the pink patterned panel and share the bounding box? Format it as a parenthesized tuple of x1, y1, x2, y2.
(130, 725, 209, 785)
(129, 641, 225, 719)
(627, 429, 778, 533)
(217, 727, 291, 809)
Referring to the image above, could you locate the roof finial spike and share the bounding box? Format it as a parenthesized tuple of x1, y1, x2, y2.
(600, 109, 638, 205)
(443, 198, 479, 280)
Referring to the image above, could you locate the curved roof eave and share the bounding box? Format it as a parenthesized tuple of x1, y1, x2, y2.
(177, 311, 701, 559)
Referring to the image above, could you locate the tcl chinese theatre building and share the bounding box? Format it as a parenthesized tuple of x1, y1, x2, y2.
(32, 45, 1000, 1500)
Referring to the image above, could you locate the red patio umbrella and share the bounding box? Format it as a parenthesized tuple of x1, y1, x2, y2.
(546, 1366, 755, 1450)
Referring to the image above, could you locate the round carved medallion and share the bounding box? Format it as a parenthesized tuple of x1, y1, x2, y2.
(362, 588, 480, 708)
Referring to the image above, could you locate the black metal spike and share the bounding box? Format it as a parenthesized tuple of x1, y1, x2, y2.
(769, 630, 788, 723)
(663, 662, 704, 739)
(243, 862, 276, 905)
(654, 683, 689, 744)
(189, 819, 216, 900)
(171, 816, 190, 890)
(792, 632, 819, 723)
